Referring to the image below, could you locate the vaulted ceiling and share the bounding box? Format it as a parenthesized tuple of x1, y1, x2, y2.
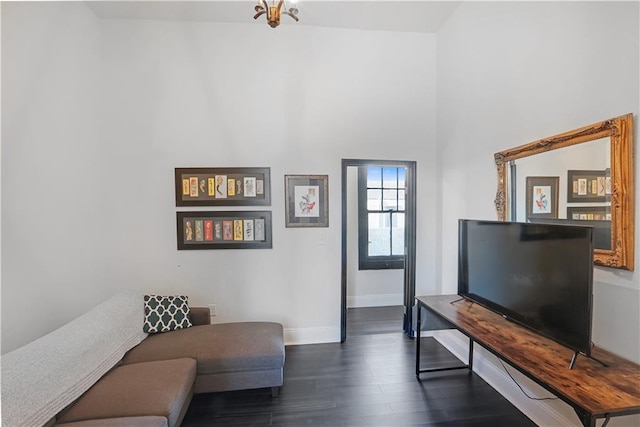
(85, 1, 461, 33)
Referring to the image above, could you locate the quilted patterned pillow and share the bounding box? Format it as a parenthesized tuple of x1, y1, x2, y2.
(143, 295, 193, 333)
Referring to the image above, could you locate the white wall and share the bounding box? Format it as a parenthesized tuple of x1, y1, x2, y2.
(96, 19, 437, 344)
(1, 2, 109, 353)
(437, 2, 639, 426)
(1, 2, 437, 352)
(346, 166, 403, 308)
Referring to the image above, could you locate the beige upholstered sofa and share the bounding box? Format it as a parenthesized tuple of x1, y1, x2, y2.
(1, 292, 285, 427)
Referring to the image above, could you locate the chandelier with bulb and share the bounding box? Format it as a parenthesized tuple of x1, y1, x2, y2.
(254, 0, 299, 28)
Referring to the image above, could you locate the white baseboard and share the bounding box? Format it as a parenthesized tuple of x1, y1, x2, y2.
(284, 327, 339, 346)
(347, 293, 403, 308)
(433, 330, 580, 427)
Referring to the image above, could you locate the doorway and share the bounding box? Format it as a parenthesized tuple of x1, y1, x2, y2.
(341, 159, 417, 342)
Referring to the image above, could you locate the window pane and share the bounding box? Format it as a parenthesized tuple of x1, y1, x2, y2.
(382, 189, 398, 211)
(367, 167, 382, 188)
(368, 213, 390, 256)
(392, 213, 405, 256)
(367, 189, 382, 211)
(398, 189, 405, 211)
(382, 167, 398, 188)
(397, 168, 406, 188)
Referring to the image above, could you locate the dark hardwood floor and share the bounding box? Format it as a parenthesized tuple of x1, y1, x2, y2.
(347, 306, 405, 336)
(182, 306, 537, 426)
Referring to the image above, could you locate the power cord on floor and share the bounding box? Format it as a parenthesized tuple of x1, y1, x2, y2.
(498, 358, 559, 401)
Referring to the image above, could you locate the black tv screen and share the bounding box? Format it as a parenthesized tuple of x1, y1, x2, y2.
(458, 219, 594, 356)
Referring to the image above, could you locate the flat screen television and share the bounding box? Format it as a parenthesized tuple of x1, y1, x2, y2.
(458, 219, 594, 358)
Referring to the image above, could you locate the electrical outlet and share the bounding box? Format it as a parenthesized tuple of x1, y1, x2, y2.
(208, 304, 217, 316)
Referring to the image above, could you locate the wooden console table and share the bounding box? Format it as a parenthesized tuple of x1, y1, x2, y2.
(415, 295, 640, 427)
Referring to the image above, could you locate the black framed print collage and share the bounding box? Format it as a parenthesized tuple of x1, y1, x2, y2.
(175, 167, 328, 250)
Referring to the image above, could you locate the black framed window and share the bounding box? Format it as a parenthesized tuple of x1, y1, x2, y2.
(358, 166, 405, 270)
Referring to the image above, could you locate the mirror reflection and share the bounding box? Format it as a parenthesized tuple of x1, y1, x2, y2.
(511, 137, 612, 250)
(494, 113, 634, 271)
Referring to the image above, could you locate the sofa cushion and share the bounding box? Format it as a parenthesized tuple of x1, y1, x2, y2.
(56, 416, 168, 427)
(143, 295, 192, 333)
(188, 307, 211, 326)
(56, 358, 196, 427)
(122, 322, 285, 375)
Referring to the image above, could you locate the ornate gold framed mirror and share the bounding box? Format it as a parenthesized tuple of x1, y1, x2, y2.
(494, 113, 634, 270)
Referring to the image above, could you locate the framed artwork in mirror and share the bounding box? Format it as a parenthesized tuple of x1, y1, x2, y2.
(175, 167, 271, 206)
(526, 176, 559, 220)
(567, 169, 610, 203)
(567, 206, 611, 221)
(284, 175, 329, 227)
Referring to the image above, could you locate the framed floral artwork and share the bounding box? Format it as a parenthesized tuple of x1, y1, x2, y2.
(526, 176, 559, 220)
(284, 175, 328, 227)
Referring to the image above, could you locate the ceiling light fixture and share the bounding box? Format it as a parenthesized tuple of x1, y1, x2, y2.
(254, 0, 299, 28)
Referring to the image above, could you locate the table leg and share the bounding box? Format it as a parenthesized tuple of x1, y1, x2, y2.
(415, 302, 422, 377)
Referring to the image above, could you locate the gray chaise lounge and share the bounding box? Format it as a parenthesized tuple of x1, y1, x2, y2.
(122, 309, 286, 396)
(1, 291, 285, 427)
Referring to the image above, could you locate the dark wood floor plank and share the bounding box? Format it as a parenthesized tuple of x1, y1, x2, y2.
(182, 307, 536, 427)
